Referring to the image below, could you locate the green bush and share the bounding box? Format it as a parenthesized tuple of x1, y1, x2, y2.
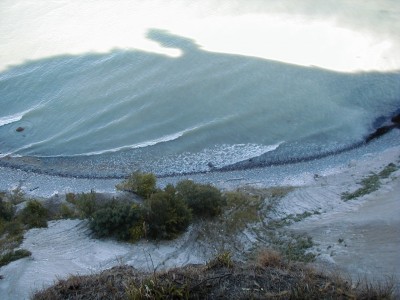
(89, 202, 143, 241)
(144, 185, 192, 239)
(75, 190, 98, 218)
(176, 180, 225, 218)
(57, 203, 77, 219)
(20, 200, 48, 228)
(116, 172, 156, 198)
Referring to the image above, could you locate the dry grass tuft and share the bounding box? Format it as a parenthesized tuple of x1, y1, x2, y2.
(255, 249, 285, 269)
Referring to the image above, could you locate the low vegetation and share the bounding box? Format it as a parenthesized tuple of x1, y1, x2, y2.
(0, 192, 43, 268)
(89, 173, 225, 241)
(116, 171, 157, 198)
(89, 201, 143, 241)
(33, 249, 395, 300)
(144, 185, 192, 239)
(0, 249, 31, 267)
(20, 200, 48, 229)
(176, 180, 225, 218)
(0, 172, 308, 269)
(342, 162, 398, 200)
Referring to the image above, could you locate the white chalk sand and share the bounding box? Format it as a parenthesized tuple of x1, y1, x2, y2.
(0, 146, 399, 299)
(288, 167, 400, 290)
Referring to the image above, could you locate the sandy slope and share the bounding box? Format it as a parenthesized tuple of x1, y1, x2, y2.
(279, 147, 400, 293)
(290, 176, 400, 290)
(0, 146, 399, 299)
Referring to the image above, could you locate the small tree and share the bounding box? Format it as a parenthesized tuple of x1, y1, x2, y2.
(176, 180, 225, 218)
(20, 200, 48, 228)
(144, 185, 192, 239)
(116, 172, 157, 198)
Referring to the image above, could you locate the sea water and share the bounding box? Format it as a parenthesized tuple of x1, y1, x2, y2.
(0, 0, 399, 177)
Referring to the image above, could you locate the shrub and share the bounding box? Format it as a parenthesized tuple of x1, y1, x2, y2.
(116, 172, 156, 198)
(57, 203, 77, 219)
(20, 200, 48, 228)
(176, 180, 225, 218)
(9, 187, 25, 205)
(75, 190, 98, 218)
(65, 193, 77, 204)
(144, 185, 192, 239)
(0, 197, 15, 221)
(1, 219, 24, 236)
(89, 202, 143, 241)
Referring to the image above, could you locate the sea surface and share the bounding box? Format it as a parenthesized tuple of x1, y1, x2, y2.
(0, 0, 399, 177)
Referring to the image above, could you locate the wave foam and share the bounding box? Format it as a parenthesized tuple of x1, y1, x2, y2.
(0, 112, 24, 127)
(30, 122, 209, 157)
(147, 142, 283, 175)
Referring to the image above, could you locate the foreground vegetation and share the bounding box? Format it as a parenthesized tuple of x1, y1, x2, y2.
(33, 249, 395, 299)
(0, 172, 316, 269)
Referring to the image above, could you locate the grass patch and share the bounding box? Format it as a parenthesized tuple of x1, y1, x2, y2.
(0, 249, 31, 267)
(342, 162, 398, 201)
(267, 210, 320, 228)
(342, 173, 381, 201)
(283, 235, 315, 262)
(207, 251, 234, 269)
(379, 162, 398, 178)
(223, 190, 263, 235)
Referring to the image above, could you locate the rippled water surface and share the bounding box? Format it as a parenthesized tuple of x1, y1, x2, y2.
(0, 0, 399, 176)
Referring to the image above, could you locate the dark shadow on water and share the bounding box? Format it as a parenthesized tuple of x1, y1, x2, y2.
(0, 29, 399, 178)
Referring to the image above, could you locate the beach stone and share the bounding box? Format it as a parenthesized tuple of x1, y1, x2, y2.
(365, 125, 394, 143)
(16, 127, 25, 132)
(391, 114, 400, 124)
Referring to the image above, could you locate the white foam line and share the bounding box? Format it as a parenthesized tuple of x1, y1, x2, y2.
(0, 112, 24, 127)
(11, 115, 236, 158)
(16, 121, 211, 158)
(0, 99, 54, 128)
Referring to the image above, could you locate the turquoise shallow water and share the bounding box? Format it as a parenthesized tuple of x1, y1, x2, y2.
(0, 30, 399, 176)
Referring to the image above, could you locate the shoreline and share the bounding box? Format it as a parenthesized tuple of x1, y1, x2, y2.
(0, 140, 367, 180)
(1, 111, 399, 180)
(0, 129, 399, 199)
